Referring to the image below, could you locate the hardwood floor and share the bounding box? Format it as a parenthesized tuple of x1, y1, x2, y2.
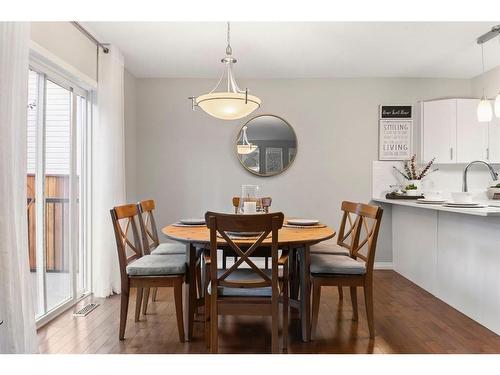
(37, 271, 500, 354)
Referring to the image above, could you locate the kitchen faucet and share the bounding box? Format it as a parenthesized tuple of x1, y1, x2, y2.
(462, 160, 499, 192)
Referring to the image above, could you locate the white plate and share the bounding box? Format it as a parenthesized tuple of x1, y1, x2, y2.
(417, 199, 446, 204)
(286, 219, 319, 226)
(179, 218, 206, 225)
(442, 203, 487, 208)
(444, 202, 481, 207)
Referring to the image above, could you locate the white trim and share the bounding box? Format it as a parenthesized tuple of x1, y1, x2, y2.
(374, 262, 393, 270)
(29, 40, 97, 90)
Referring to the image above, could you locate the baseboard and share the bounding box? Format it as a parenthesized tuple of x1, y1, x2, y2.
(374, 262, 393, 270)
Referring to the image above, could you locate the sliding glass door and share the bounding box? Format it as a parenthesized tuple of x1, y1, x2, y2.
(27, 67, 90, 324)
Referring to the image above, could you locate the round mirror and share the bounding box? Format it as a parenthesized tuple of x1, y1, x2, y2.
(236, 114, 297, 177)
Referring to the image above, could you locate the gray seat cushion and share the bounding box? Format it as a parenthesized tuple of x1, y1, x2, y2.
(208, 269, 272, 297)
(310, 254, 366, 275)
(310, 240, 350, 256)
(151, 242, 203, 257)
(126, 254, 186, 276)
(151, 242, 186, 255)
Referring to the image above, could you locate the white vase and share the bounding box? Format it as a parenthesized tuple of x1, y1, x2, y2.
(405, 179, 422, 196)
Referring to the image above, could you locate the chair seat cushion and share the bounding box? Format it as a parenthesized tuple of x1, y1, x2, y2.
(151, 242, 203, 257)
(310, 254, 366, 275)
(310, 240, 350, 256)
(151, 242, 186, 255)
(126, 254, 186, 276)
(208, 269, 272, 297)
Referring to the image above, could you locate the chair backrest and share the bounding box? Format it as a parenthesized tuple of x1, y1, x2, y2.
(336, 201, 362, 252)
(232, 197, 272, 213)
(350, 203, 383, 276)
(136, 199, 160, 255)
(110, 204, 144, 282)
(205, 211, 284, 294)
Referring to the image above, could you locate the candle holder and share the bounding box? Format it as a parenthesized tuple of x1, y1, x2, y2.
(238, 185, 261, 214)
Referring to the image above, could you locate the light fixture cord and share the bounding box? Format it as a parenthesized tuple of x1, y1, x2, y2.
(481, 43, 486, 98)
(226, 22, 232, 56)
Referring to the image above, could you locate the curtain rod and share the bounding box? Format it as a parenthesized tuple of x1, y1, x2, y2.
(71, 21, 110, 53)
(477, 24, 500, 45)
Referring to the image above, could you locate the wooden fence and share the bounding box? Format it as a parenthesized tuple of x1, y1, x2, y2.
(27, 175, 74, 272)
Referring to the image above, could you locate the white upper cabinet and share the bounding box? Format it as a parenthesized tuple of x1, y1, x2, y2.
(456, 99, 488, 163)
(421, 98, 495, 164)
(422, 99, 457, 163)
(488, 101, 500, 163)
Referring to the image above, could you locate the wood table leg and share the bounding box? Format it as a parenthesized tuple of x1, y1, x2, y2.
(289, 248, 299, 300)
(184, 243, 196, 341)
(298, 244, 311, 342)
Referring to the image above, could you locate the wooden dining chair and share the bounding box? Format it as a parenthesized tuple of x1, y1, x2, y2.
(222, 197, 273, 269)
(137, 200, 185, 306)
(204, 211, 289, 353)
(310, 201, 364, 299)
(310, 202, 383, 340)
(110, 203, 186, 342)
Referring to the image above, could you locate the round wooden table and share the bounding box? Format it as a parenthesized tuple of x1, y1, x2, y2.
(162, 223, 336, 342)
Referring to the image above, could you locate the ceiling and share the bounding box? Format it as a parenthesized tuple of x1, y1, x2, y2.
(83, 22, 500, 79)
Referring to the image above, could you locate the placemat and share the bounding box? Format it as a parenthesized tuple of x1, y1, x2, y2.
(217, 232, 271, 240)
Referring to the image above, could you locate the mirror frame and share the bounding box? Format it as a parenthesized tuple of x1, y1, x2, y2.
(235, 114, 298, 177)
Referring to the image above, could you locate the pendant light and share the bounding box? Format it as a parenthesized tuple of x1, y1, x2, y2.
(477, 43, 493, 122)
(189, 22, 261, 120)
(236, 125, 257, 154)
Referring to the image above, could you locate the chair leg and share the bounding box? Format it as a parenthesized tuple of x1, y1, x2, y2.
(350, 286, 358, 322)
(196, 261, 202, 300)
(364, 284, 375, 339)
(119, 287, 130, 340)
(152, 287, 158, 302)
(338, 286, 343, 299)
(142, 288, 150, 315)
(205, 263, 211, 349)
(135, 287, 143, 322)
(282, 263, 289, 352)
(210, 291, 218, 353)
(271, 289, 279, 354)
(174, 280, 185, 343)
(311, 281, 321, 340)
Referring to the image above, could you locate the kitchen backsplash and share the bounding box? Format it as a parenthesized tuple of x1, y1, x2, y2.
(372, 160, 500, 200)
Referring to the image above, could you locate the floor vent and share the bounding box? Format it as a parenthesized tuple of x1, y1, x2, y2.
(73, 303, 99, 317)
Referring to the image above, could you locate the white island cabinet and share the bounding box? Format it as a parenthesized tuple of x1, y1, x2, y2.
(373, 198, 500, 335)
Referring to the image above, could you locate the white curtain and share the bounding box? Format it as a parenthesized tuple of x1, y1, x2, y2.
(92, 46, 127, 297)
(0, 22, 38, 353)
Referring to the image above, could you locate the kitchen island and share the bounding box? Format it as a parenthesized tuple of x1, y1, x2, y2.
(373, 197, 500, 335)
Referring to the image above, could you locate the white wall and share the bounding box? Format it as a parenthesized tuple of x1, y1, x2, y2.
(471, 65, 500, 99)
(30, 22, 97, 82)
(130, 77, 472, 262)
(124, 69, 138, 202)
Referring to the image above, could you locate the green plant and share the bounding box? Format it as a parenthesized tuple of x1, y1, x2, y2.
(405, 184, 417, 190)
(490, 183, 500, 188)
(393, 155, 438, 180)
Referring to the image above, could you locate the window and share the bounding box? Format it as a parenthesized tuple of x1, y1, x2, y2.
(27, 67, 91, 325)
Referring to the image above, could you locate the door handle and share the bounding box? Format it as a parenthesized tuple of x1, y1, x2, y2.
(450, 147, 453, 160)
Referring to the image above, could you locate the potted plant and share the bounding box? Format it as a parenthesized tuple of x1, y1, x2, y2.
(393, 155, 438, 195)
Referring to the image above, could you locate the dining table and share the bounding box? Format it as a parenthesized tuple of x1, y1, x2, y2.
(162, 222, 336, 342)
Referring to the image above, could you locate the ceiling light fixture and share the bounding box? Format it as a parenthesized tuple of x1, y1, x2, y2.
(477, 43, 493, 122)
(236, 125, 257, 154)
(189, 22, 261, 120)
